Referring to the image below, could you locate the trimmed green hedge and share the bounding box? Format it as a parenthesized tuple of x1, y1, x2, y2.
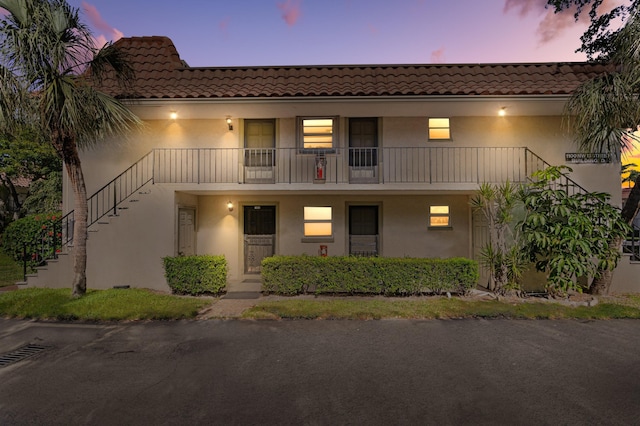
(163, 255, 227, 295)
(261, 256, 479, 296)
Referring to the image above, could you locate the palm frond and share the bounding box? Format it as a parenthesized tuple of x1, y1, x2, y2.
(87, 41, 136, 90)
(0, 63, 36, 135)
(564, 71, 640, 155)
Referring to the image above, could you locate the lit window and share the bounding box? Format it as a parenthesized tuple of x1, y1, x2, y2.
(304, 206, 332, 236)
(428, 118, 451, 140)
(429, 205, 450, 227)
(299, 117, 337, 151)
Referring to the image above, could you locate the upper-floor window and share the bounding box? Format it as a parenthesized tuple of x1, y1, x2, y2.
(298, 117, 338, 151)
(428, 118, 451, 140)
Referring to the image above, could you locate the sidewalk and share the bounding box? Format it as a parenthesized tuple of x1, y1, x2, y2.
(198, 280, 263, 319)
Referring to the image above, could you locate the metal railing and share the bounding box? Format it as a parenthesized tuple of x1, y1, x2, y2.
(22, 153, 153, 278)
(623, 224, 640, 261)
(88, 152, 154, 225)
(524, 149, 588, 196)
(24, 145, 591, 278)
(21, 211, 75, 280)
(153, 147, 555, 185)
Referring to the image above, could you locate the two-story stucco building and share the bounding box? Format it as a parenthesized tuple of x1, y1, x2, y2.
(27, 36, 637, 293)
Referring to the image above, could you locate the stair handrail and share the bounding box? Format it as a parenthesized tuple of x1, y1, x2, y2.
(524, 148, 589, 195)
(625, 223, 640, 261)
(22, 151, 154, 278)
(20, 147, 597, 279)
(86, 151, 154, 226)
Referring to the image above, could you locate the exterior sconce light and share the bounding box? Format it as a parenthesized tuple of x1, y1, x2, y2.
(227, 201, 234, 212)
(170, 111, 178, 120)
(226, 117, 233, 131)
(498, 107, 506, 117)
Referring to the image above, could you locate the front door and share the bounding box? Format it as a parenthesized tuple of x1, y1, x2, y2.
(244, 119, 276, 183)
(349, 118, 378, 183)
(244, 205, 276, 273)
(349, 205, 379, 256)
(178, 208, 196, 256)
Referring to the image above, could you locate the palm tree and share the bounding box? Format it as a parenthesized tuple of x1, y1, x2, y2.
(0, 0, 141, 296)
(622, 163, 640, 189)
(562, 9, 640, 294)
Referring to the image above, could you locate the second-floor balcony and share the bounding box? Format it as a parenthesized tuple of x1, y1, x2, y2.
(152, 146, 545, 186)
(77, 145, 587, 239)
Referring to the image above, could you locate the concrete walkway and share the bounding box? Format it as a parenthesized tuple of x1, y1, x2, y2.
(199, 279, 264, 319)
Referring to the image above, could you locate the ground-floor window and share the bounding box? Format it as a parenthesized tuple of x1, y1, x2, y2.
(303, 206, 333, 237)
(429, 205, 450, 227)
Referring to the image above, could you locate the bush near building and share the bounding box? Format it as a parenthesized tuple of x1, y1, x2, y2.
(261, 255, 478, 296)
(1, 212, 62, 270)
(163, 255, 227, 295)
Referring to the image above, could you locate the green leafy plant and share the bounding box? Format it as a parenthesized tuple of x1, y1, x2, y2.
(261, 255, 478, 296)
(1, 212, 63, 270)
(470, 181, 528, 294)
(163, 255, 227, 295)
(519, 166, 630, 295)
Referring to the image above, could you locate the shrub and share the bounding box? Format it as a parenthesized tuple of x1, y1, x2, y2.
(471, 181, 528, 294)
(1, 212, 62, 270)
(519, 166, 630, 295)
(163, 255, 227, 295)
(261, 256, 478, 296)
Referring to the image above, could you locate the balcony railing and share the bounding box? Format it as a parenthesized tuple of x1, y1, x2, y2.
(153, 147, 548, 185)
(26, 146, 588, 277)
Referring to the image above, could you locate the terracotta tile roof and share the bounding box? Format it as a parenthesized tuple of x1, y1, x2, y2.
(0, 173, 31, 188)
(96, 36, 611, 100)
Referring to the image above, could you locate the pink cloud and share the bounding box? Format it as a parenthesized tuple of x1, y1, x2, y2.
(277, 0, 302, 27)
(430, 47, 446, 63)
(93, 34, 108, 49)
(503, 0, 547, 18)
(367, 23, 378, 35)
(218, 17, 231, 40)
(82, 1, 123, 43)
(536, 6, 582, 43)
(503, 0, 623, 45)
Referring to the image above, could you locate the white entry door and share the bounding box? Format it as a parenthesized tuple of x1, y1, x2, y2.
(178, 208, 196, 256)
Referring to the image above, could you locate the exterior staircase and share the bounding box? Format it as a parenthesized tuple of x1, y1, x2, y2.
(18, 146, 639, 291)
(19, 152, 154, 287)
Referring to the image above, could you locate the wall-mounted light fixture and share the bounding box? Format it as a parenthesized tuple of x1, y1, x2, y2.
(498, 107, 506, 117)
(170, 111, 178, 120)
(227, 201, 234, 212)
(226, 117, 233, 131)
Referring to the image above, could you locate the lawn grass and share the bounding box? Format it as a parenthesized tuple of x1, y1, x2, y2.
(0, 251, 23, 287)
(243, 297, 640, 320)
(2, 287, 640, 321)
(0, 288, 212, 321)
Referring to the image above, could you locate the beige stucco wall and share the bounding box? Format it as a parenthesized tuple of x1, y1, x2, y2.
(69, 114, 620, 210)
(197, 193, 471, 282)
(83, 185, 175, 290)
(49, 102, 632, 292)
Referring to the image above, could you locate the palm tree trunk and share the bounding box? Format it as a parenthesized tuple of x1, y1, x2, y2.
(0, 173, 23, 219)
(61, 139, 87, 297)
(621, 175, 640, 224)
(590, 175, 640, 295)
(590, 236, 623, 295)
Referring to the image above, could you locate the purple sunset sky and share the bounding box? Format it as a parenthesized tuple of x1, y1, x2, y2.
(58, 0, 625, 67)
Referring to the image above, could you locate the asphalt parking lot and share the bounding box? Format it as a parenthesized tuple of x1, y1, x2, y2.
(1, 318, 639, 425)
